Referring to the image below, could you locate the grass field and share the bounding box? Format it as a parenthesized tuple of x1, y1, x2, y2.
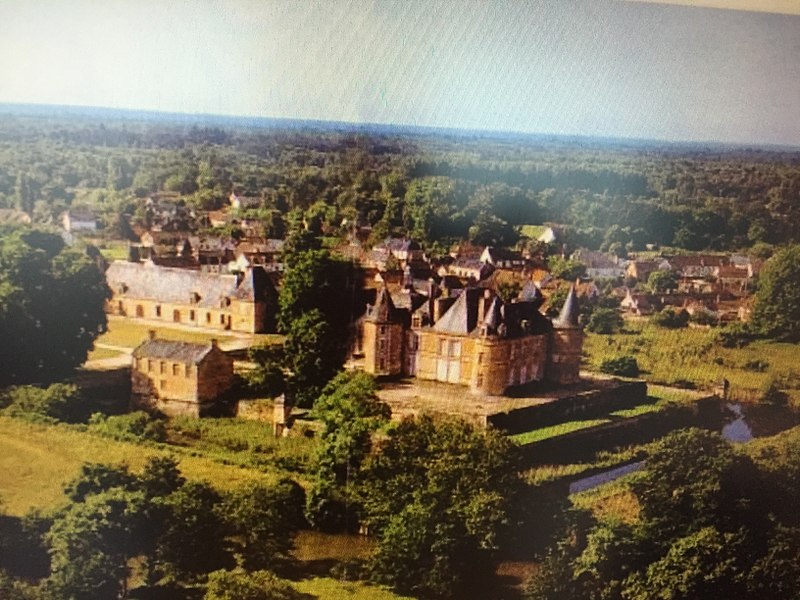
(293, 577, 414, 600)
(87, 346, 126, 361)
(570, 475, 641, 524)
(510, 418, 611, 445)
(98, 318, 238, 348)
(0, 417, 277, 516)
(584, 320, 800, 398)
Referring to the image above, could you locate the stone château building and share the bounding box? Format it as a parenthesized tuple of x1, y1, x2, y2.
(105, 260, 277, 333)
(131, 333, 234, 417)
(362, 282, 583, 395)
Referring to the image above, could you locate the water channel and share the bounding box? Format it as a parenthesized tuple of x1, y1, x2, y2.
(568, 400, 800, 494)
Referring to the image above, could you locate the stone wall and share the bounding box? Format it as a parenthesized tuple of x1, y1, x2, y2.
(488, 380, 648, 434)
(546, 329, 583, 385)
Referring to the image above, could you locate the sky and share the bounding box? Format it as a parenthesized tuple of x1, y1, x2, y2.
(1, 0, 799, 145)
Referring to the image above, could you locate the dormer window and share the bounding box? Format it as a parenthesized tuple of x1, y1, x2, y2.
(190, 292, 201, 304)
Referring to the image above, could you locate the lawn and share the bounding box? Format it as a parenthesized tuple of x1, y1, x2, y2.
(510, 418, 611, 445)
(0, 416, 276, 516)
(98, 318, 237, 349)
(584, 321, 800, 397)
(98, 240, 131, 261)
(293, 577, 415, 600)
(87, 346, 126, 361)
(570, 475, 641, 524)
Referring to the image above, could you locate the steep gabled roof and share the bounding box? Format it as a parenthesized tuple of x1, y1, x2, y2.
(133, 339, 214, 364)
(366, 287, 401, 322)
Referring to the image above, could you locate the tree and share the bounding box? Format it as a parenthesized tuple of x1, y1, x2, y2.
(646, 269, 678, 293)
(0, 226, 109, 385)
(631, 429, 745, 541)
(359, 416, 522, 598)
(586, 308, 623, 334)
(204, 569, 304, 600)
(155, 482, 231, 581)
(622, 527, 744, 600)
(223, 480, 305, 570)
(650, 307, 689, 329)
(751, 244, 800, 341)
(46, 488, 149, 600)
(548, 256, 586, 281)
(307, 372, 390, 531)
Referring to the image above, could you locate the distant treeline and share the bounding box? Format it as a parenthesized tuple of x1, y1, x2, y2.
(1, 108, 800, 252)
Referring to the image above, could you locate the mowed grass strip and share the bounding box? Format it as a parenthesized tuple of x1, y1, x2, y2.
(0, 416, 274, 516)
(510, 418, 611, 445)
(293, 577, 415, 600)
(98, 318, 237, 349)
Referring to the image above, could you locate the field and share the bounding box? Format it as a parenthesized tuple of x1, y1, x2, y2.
(584, 320, 800, 399)
(0, 416, 277, 516)
(98, 317, 239, 349)
(293, 577, 415, 600)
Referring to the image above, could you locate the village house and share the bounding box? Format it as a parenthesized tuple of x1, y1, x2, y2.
(105, 259, 277, 333)
(62, 207, 97, 233)
(229, 191, 262, 211)
(443, 257, 494, 282)
(361, 282, 583, 396)
(131, 332, 234, 417)
(480, 246, 526, 270)
(0, 208, 32, 225)
(231, 239, 284, 272)
(571, 249, 626, 279)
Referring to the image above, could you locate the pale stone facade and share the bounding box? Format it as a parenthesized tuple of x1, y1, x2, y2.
(106, 260, 276, 333)
(131, 334, 234, 417)
(362, 284, 583, 396)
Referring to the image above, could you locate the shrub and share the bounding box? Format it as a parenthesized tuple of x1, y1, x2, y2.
(88, 412, 167, 442)
(651, 308, 689, 329)
(743, 359, 770, 373)
(599, 356, 640, 377)
(761, 378, 789, 406)
(586, 307, 624, 334)
(716, 322, 755, 348)
(1, 384, 82, 422)
(690, 310, 718, 326)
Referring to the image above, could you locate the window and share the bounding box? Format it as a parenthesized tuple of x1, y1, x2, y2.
(206, 312, 211, 324)
(379, 338, 386, 351)
(185, 363, 191, 378)
(160, 361, 166, 375)
(439, 338, 448, 356)
(117, 300, 123, 311)
(220, 314, 225, 325)
(380, 325, 387, 334)
(172, 363, 180, 376)
(147, 359, 153, 372)
(190, 310, 196, 321)
(173, 309, 181, 323)
(155, 305, 162, 317)
(136, 305, 144, 318)
(159, 379, 166, 390)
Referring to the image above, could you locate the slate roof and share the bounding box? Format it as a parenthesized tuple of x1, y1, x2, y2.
(106, 261, 265, 307)
(553, 285, 581, 329)
(366, 287, 401, 322)
(132, 338, 214, 364)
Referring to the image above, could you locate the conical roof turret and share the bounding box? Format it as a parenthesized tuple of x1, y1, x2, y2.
(553, 284, 580, 329)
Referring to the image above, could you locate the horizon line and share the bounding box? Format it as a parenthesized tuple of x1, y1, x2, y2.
(2, 100, 799, 152)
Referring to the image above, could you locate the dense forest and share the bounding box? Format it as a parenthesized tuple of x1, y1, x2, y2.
(2, 105, 800, 254)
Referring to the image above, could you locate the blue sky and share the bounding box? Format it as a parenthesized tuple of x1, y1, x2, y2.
(1, 0, 799, 145)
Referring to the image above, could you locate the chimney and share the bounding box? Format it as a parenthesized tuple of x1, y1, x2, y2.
(127, 245, 140, 262)
(148, 329, 156, 340)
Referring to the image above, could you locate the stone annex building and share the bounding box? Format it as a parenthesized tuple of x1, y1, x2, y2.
(362, 282, 583, 395)
(105, 260, 277, 333)
(131, 333, 234, 417)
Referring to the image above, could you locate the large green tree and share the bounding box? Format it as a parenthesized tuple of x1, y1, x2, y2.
(0, 226, 109, 385)
(751, 244, 800, 341)
(359, 416, 522, 598)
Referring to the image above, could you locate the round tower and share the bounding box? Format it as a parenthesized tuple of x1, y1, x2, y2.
(547, 285, 583, 385)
